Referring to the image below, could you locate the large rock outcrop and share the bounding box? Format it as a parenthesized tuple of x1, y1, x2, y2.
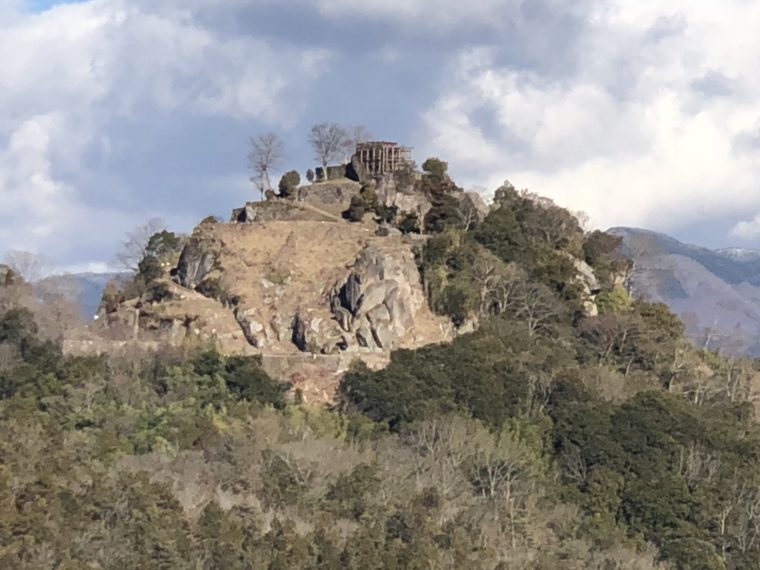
(290, 243, 433, 353)
(340, 245, 421, 348)
(572, 257, 602, 317)
(175, 236, 217, 290)
(83, 219, 452, 400)
(66, 185, 492, 402)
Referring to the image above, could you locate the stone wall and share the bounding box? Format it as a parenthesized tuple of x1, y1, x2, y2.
(231, 200, 336, 223)
(299, 180, 361, 213)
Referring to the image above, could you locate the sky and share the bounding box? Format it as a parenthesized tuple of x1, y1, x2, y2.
(4, 0, 760, 272)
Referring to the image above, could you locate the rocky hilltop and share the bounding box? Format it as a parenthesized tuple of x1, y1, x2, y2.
(65, 175, 469, 401)
(64, 155, 603, 402)
(173, 216, 452, 354)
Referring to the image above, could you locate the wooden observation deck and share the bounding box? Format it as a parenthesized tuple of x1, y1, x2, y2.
(354, 141, 413, 177)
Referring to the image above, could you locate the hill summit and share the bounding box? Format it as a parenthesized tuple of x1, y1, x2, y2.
(64, 159, 598, 402)
(8, 154, 760, 569)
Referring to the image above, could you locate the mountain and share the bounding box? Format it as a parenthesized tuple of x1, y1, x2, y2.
(62, 177, 475, 402)
(610, 226, 760, 355)
(9, 170, 760, 569)
(36, 272, 127, 319)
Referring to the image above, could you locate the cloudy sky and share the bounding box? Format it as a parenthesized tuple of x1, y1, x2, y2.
(3, 0, 760, 271)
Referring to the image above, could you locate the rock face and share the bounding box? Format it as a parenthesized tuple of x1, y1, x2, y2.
(310, 243, 428, 352)
(568, 256, 602, 317)
(301, 180, 361, 213)
(0, 264, 12, 286)
(111, 220, 452, 382)
(374, 174, 432, 222)
(175, 237, 217, 290)
(351, 246, 418, 345)
(231, 200, 339, 223)
(461, 192, 490, 225)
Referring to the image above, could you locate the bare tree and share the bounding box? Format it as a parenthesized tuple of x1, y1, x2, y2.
(402, 416, 476, 498)
(3, 250, 52, 283)
(580, 313, 637, 367)
(309, 123, 349, 168)
(472, 259, 524, 317)
(471, 255, 501, 315)
(467, 427, 539, 549)
(0, 344, 20, 372)
(343, 125, 372, 161)
(115, 218, 167, 273)
(461, 189, 487, 231)
(513, 281, 562, 337)
(247, 132, 283, 198)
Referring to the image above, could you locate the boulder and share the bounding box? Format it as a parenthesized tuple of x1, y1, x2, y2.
(269, 314, 284, 342)
(375, 225, 402, 237)
(563, 254, 602, 317)
(234, 308, 267, 348)
(371, 320, 393, 349)
(290, 311, 345, 354)
(231, 203, 257, 223)
(340, 273, 363, 316)
(175, 237, 217, 290)
(355, 320, 375, 349)
(460, 191, 490, 225)
(329, 244, 424, 353)
(572, 257, 601, 295)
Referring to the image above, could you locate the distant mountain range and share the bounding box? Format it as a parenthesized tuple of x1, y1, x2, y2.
(610, 227, 760, 356)
(37, 272, 127, 319)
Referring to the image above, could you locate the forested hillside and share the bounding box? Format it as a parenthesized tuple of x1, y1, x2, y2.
(2, 180, 760, 569)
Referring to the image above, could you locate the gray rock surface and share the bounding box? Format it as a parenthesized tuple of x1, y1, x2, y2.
(235, 308, 267, 348)
(281, 243, 431, 354)
(330, 244, 422, 351)
(0, 264, 12, 286)
(175, 237, 217, 290)
(375, 173, 433, 222)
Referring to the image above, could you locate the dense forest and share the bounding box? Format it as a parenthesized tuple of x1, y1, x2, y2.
(3, 171, 760, 569)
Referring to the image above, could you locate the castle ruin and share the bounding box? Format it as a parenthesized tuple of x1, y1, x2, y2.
(354, 141, 413, 177)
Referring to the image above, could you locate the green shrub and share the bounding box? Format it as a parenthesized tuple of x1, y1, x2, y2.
(344, 196, 366, 223)
(421, 157, 448, 180)
(424, 194, 463, 234)
(137, 255, 162, 284)
(144, 281, 173, 303)
(195, 278, 228, 304)
(375, 204, 398, 225)
(146, 230, 182, 259)
(398, 213, 420, 234)
(359, 183, 377, 212)
(278, 170, 301, 199)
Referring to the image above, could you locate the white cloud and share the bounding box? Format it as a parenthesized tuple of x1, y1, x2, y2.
(731, 214, 760, 240)
(420, 1, 760, 238)
(315, 0, 510, 27)
(60, 261, 117, 274)
(0, 0, 330, 268)
(6, 0, 760, 270)
(314, 0, 594, 35)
